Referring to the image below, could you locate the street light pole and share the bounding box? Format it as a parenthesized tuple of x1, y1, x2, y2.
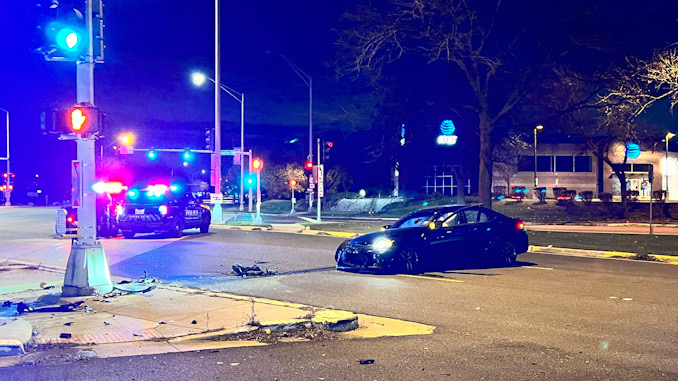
(533, 124, 543, 199)
(191, 73, 246, 213)
(665, 132, 675, 199)
(213, 0, 223, 223)
(0, 108, 9, 206)
(280, 55, 314, 212)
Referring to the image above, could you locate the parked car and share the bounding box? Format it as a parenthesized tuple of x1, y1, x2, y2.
(60, 192, 121, 238)
(117, 184, 211, 238)
(335, 204, 528, 273)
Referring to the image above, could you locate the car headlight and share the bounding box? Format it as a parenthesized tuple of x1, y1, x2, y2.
(372, 237, 394, 254)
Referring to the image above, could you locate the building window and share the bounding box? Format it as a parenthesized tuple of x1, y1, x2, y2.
(536, 156, 553, 172)
(555, 156, 574, 172)
(574, 156, 592, 172)
(517, 155, 534, 172)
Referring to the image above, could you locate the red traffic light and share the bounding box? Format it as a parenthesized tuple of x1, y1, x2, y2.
(289, 179, 297, 187)
(326, 141, 333, 148)
(253, 158, 263, 170)
(304, 161, 313, 170)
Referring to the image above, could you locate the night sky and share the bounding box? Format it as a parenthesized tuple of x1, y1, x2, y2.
(1, 1, 677, 202)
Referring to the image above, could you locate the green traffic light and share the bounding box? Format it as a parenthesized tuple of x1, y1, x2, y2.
(55, 27, 83, 53)
(148, 150, 157, 160)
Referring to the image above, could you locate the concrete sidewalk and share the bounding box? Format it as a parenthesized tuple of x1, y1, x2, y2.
(0, 263, 434, 365)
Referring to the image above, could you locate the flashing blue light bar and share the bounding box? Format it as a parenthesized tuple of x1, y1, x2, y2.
(423, 202, 429, 206)
(497, 195, 505, 200)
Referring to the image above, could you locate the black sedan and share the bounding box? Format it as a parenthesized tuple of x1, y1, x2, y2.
(335, 205, 528, 273)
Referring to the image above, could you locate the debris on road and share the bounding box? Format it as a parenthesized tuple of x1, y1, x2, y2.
(59, 333, 72, 339)
(106, 271, 157, 296)
(232, 262, 278, 277)
(14, 301, 85, 315)
(359, 359, 375, 365)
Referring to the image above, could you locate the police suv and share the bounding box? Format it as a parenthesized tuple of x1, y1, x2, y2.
(117, 184, 211, 238)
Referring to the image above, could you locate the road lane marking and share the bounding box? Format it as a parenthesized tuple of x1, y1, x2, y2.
(297, 216, 316, 223)
(399, 274, 464, 283)
(524, 266, 554, 270)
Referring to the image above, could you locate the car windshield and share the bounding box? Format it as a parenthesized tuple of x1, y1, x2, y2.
(391, 210, 437, 229)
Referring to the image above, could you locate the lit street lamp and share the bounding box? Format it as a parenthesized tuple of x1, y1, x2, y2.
(192, 71, 247, 212)
(665, 132, 675, 198)
(533, 124, 544, 199)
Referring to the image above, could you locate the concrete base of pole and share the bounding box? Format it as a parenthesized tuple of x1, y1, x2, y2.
(62, 241, 113, 297)
(211, 203, 224, 224)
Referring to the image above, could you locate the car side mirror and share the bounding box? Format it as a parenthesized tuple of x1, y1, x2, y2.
(381, 225, 391, 231)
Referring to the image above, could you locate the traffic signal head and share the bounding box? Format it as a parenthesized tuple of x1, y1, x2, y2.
(304, 161, 313, 171)
(205, 129, 214, 151)
(289, 179, 297, 187)
(67, 106, 99, 135)
(38, 4, 88, 61)
(323, 141, 333, 161)
(182, 150, 194, 162)
(147, 149, 158, 160)
(245, 174, 256, 188)
(253, 158, 262, 170)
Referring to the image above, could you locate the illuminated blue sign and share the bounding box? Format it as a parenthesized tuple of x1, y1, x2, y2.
(437, 119, 458, 146)
(626, 143, 641, 159)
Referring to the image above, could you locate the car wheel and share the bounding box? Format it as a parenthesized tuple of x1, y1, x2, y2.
(397, 247, 419, 274)
(171, 218, 185, 238)
(496, 242, 517, 266)
(199, 214, 210, 233)
(122, 230, 135, 239)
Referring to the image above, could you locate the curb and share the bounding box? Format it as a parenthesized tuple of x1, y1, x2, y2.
(528, 245, 678, 264)
(300, 230, 359, 238)
(212, 225, 273, 231)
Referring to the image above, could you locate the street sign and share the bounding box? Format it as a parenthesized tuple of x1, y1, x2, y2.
(317, 164, 324, 198)
(210, 193, 223, 204)
(56, 208, 67, 236)
(71, 160, 82, 208)
(221, 150, 236, 156)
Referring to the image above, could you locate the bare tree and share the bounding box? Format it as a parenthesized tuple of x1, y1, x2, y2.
(492, 134, 529, 194)
(336, 0, 552, 208)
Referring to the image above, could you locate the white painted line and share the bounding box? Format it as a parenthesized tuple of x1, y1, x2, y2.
(524, 266, 554, 270)
(297, 216, 316, 223)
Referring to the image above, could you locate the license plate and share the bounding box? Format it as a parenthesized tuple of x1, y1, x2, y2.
(135, 209, 145, 215)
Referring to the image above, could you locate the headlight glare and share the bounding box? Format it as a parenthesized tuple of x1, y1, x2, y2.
(372, 237, 394, 253)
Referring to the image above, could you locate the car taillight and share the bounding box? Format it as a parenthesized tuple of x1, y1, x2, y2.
(158, 205, 168, 215)
(66, 215, 75, 223)
(516, 220, 525, 231)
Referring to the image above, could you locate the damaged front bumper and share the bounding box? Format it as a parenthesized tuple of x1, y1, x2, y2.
(335, 243, 397, 273)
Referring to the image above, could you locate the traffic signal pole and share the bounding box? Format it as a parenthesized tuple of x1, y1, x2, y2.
(62, 0, 113, 297)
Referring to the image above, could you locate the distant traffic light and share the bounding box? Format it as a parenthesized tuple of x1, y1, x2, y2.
(147, 149, 158, 160)
(182, 150, 194, 162)
(323, 141, 333, 162)
(304, 161, 313, 171)
(2, 173, 14, 179)
(289, 179, 297, 187)
(253, 158, 262, 171)
(245, 174, 256, 188)
(205, 129, 214, 151)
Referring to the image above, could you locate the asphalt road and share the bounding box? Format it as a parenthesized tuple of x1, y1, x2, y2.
(2, 207, 678, 380)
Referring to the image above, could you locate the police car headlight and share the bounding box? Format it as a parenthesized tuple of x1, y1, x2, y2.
(372, 237, 394, 254)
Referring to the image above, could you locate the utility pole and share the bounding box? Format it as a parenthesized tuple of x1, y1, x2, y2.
(63, 0, 113, 297)
(0, 108, 10, 206)
(211, 0, 224, 223)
